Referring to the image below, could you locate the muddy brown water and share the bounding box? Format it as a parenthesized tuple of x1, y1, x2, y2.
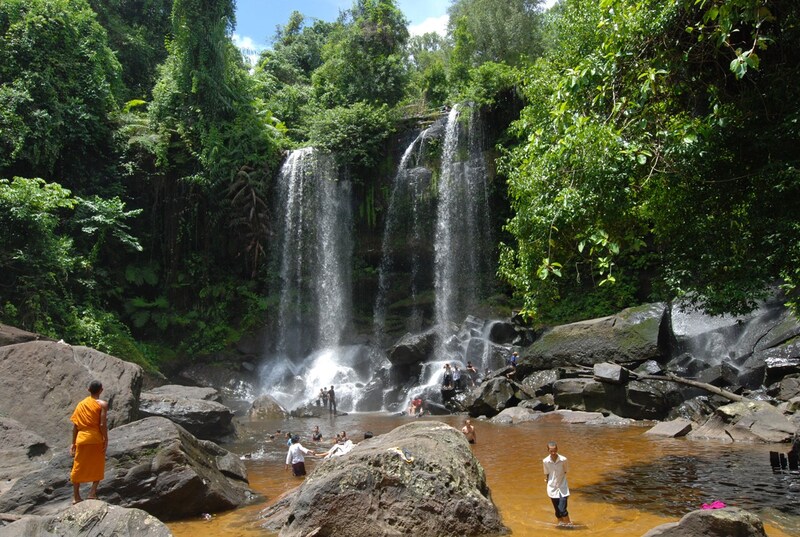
(168, 413, 800, 537)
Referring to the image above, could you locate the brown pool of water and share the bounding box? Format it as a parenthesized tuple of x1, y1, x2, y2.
(169, 414, 799, 536)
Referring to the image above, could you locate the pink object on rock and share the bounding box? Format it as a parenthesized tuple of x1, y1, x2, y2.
(701, 500, 727, 510)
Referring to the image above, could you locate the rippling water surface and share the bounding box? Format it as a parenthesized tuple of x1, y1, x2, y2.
(169, 413, 800, 536)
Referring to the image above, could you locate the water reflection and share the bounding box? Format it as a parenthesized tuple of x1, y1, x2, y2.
(169, 414, 800, 537)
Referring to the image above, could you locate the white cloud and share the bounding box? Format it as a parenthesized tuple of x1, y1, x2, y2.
(232, 33, 266, 66)
(408, 15, 449, 37)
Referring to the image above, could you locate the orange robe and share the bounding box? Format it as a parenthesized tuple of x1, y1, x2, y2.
(70, 396, 105, 483)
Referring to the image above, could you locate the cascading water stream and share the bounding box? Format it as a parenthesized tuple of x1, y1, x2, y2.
(373, 129, 432, 344)
(265, 147, 363, 410)
(433, 103, 493, 330)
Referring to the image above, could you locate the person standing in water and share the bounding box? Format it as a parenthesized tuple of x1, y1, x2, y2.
(285, 435, 316, 476)
(69, 380, 108, 504)
(543, 441, 572, 526)
(461, 419, 476, 444)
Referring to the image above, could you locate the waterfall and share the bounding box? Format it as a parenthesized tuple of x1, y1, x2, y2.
(274, 147, 354, 358)
(373, 129, 433, 344)
(434, 103, 493, 328)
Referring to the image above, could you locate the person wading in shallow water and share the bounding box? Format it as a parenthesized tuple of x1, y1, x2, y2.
(461, 419, 476, 444)
(543, 441, 572, 527)
(69, 380, 108, 504)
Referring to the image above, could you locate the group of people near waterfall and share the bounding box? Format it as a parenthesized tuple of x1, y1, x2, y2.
(441, 360, 480, 391)
(316, 385, 337, 413)
(67, 377, 574, 528)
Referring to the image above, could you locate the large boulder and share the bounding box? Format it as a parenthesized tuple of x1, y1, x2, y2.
(0, 417, 255, 520)
(175, 362, 257, 400)
(523, 303, 665, 370)
(641, 506, 767, 537)
(260, 421, 507, 537)
(248, 394, 288, 419)
(663, 301, 800, 389)
(0, 499, 173, 537)
(139, 387, 237, 443)
(465, 378, 532, 418)
(387, 328, 440, 366)
(0, 341, 142, 446)
(0, 418, 52, 496)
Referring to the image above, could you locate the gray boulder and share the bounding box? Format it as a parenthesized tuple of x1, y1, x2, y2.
(0, 340, 142, 446)
(176, 362, 257, 400)
(0, 417, 255, 520)
(641, 506, 767, 537)
(521, 369, 559, 395)
(139, 388, 237, 442)
(524, 303, 665, 370)
(490, 406, 542, 424)
(776, 375, 800, 401)
(593, 362, 629, 384)
(260, 421, 507, 537)
(465, 378, 532, 418)
(248, 394, 288, 419)
(0, 418, 51, 496)
(387, 328, 440, 366)
(487, 320, 516, 344)
(0, 499, 173, 537)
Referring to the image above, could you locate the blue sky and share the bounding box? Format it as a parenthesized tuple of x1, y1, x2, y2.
(233, 0, 452, 53)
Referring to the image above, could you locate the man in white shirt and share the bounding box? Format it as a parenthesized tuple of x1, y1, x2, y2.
(285, 435, 316, 476)
(542, 441, 572, 526)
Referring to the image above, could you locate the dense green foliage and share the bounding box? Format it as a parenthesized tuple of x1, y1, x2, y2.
(500, 0, 800, 320)
(1, 0, 798, 370)
(0, 0, 122, 191)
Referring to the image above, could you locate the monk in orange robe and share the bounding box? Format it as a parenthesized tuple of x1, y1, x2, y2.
(69, 380, 108, 503)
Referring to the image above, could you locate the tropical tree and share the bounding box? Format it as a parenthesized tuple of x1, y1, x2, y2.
(88, 0, 173, 101)
(312, 0, 410, 107)
(0, 0, 122, 192)
(447, 0, 545, 67)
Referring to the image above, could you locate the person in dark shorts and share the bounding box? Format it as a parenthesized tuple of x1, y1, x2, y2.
(285, 435, 316, 476)
(543, 441, 572, 526)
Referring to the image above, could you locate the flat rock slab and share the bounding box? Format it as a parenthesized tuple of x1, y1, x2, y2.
(644, 419, 693, 438)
